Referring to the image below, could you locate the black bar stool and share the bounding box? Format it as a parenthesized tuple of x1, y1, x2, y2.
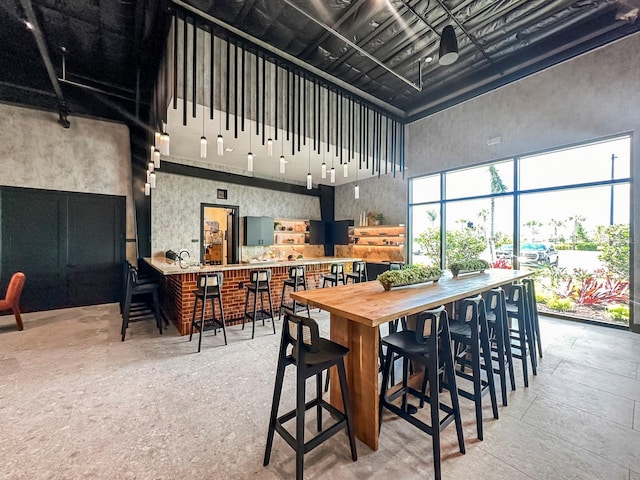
(523, 278, 543, 358)
(379, 306, 465, 480)
(388, 262, 404, 271)
(264, 312, 357, 480)
(190, 272, 227, 352)
(505, 283, 537, 387)
(321, 263, 346, 287)
(243, 269, 276, 339)
(345, 261, 368, 283)
(278, 265, 310, 321)
(484, 288, 515, 406)
(449, 294, 499, 441)
(120, 264, 162, 341)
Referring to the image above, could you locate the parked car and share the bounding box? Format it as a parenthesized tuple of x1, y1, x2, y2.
(496, 244, 513, 259)
(520, 243, 559, 266)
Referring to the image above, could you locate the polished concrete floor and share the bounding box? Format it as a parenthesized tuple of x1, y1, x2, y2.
(0, 304, 639, 480)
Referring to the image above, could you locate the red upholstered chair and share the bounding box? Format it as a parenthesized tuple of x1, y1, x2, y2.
(0, 272, 26, 331)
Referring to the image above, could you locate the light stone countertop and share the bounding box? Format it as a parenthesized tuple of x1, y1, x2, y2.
(143, 256, 363, 276)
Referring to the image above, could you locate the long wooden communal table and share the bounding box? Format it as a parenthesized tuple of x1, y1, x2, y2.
(291, 268, 532, 451)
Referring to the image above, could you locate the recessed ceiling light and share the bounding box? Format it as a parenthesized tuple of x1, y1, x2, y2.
(425, 56, 433, 63)
(224, 147, 234, 152)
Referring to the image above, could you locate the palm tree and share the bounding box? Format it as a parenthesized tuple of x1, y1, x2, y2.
(488, 165, 508, 260)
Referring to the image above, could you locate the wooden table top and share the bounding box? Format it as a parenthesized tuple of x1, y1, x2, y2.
(291, 269, 532, 328)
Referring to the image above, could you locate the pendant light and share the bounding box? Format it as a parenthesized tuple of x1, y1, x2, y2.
(343, 163, 348, 177)
(321, 147, 327, 178)
(199, 46, 207, 158)
(149, 171, 156, 188)
(306, 143, 312, 190)
(279, 136, 286, 173)
(247, 126, 254, 172)
(354, 164, 359, 199)
(148, 160, 154, 173)
(154, 132, 161, 148)
(153, 148, 161, 169)
(144, 182, 151, 196)
(330, 147, 335, 183)
(217, 63, 224, 156)
(160, 122, 170, 155)
(438, 25, 459, 66)
(267, 137, 273, 156)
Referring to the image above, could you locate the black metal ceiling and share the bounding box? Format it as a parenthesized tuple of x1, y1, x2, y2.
(1, 0, 639, 122)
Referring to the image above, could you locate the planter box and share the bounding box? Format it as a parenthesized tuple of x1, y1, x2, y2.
(450, 268, 486, 278)
(380, 277, 440, 291)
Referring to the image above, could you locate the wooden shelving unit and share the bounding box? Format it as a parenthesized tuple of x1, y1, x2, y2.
(273, 218, 310, 245)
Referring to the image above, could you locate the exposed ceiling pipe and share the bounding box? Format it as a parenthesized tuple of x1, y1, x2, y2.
(280, 0, 422, 92)
(171, 0, 405, 117)
(19, 0, 70, 128)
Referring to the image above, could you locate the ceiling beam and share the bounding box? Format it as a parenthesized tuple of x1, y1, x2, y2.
(19, 0, 70, 127)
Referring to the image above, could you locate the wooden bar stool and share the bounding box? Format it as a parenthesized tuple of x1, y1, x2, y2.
(278, 265, 310, 321)
(190, 272, 227, 352)
(449, 294, 499, 441)
(243, 269, 276, 339)
(379, 306, 465, 480)
(264, 312, 357, 480)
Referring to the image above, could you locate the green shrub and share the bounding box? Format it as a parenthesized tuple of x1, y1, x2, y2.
(449, 258, 491, 273)
(575, 242, 598, 251)
(606, 304, 629, 322)
(535, 293, 550, 304)
(596, 224, 629, 279)
(555, 243, 572, 251)
(546, 297, 574, 312)
(377, 264, 442, 291)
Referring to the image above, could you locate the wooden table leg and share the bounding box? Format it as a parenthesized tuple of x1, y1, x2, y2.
(329, 313, 379, 451)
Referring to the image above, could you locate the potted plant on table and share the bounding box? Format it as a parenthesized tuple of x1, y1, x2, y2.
(449, 258, 491, 278)
(377, 264, 443, 291)
(374, 213, 384, 225)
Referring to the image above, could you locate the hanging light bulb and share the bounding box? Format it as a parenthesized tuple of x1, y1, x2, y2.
(321, 162, 327, 179)
(200, 136, 207, 158)
(267, 138, 273, 157)
(149, 172, 156, 188)
(280, 155, 286, 174)
(160, 131, 170, 155)
(247, 152, 254, 172)
(217, 135, 224, 156)
(144, 182, 151, 196)
(354, 184, 360, 199)
(330, 167, 335, 183)
(343, 163, 349, 177)
(306, 173, 312, 190)
(153, 148, 161, 169)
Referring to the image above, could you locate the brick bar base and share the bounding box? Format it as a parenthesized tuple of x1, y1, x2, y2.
(156, 263, 338, 335)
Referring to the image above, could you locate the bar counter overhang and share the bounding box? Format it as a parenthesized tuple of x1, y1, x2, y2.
(144, 256, 362, 335)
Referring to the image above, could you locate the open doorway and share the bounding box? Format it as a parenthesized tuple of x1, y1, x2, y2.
(200, 203, 240, 265)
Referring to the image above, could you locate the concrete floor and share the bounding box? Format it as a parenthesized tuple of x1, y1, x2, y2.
(0, 304, 639, 480)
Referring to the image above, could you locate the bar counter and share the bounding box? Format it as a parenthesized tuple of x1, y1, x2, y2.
(143, 257, 362, 335)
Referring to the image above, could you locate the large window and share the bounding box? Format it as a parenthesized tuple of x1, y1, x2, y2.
(409, 135, 631, 326)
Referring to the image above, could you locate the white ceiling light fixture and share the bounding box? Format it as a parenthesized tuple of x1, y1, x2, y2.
(144, 182, 151, 196)
(247, 125, 254, 172)
(343, 163, 348, 177)
(160, 122, 170, 155)
(153, 148, 161, 169)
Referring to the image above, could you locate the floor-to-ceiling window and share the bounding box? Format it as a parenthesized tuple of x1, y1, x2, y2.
(408, 135, 631, 326)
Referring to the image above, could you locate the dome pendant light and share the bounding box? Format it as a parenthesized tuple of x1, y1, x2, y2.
(438, 25, 459, 66)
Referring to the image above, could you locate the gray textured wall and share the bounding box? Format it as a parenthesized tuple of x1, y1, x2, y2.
(335, 173, 407, 226)
(406, 33, 640, 329)
(0, 103, 136, 260)
(151, 171, 321, 258)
